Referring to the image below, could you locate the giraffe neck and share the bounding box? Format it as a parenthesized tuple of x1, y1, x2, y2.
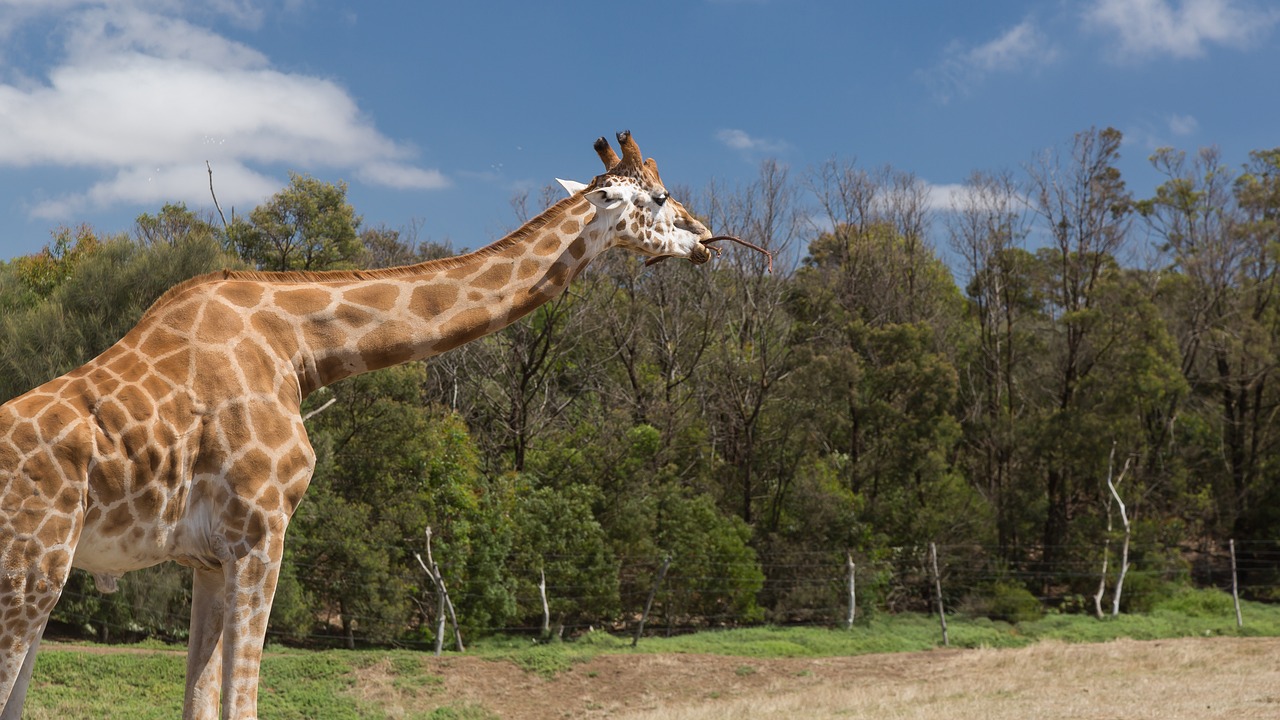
(292, 192, 604, 394)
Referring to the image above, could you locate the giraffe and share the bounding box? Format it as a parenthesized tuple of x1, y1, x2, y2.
(0, 131, 715, 719)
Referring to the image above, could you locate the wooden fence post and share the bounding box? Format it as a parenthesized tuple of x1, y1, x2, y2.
(930, 542, 949, 647)
(1230, 539, 1243, 629)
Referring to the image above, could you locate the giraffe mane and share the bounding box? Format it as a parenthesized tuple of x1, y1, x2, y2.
(141, 191, 588, 320)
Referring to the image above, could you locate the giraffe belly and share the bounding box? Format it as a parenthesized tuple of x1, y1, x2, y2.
(71, 522, 173, 577)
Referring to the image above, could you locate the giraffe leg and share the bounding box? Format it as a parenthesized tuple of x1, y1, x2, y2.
(0, 617, 48, 720)
(0, 538, 72, 718)
(183, 567, 226, 720)
(218, 536, 285, 720)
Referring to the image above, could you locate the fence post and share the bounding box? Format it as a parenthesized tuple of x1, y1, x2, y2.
(929, 542, 949, 647)
(844, 552, 857, 630)
(633, 556, 671, 648)
(1230, 539, 1243, 629)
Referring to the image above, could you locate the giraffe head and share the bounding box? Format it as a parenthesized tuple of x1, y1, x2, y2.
(560, 131, 714, 265)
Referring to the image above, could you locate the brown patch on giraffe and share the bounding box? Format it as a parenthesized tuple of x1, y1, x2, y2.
(55, 485, 81, 514)
(257, 485, 282, 513)
(37, 513, 73, 544)
(357, 321, 416, 368)
(247, 403, 293, 451)
(409, 284, 460, 320)
(559, 218, 581, 235)
(105, 352, 149, 384)
(7, 419, 40, 455)
(9, 509, 40, 536)
(334, 303, 374, 328)
(152, 349, 193, 386)
(472, 263, 513, 290)
(102, 503, 135, 536)
(138, 325, 187, 359)
(196, 303, 246, 344)
(566, 237, 587, 260)
(139, 374, 175, 404)
(517, 259, 542, 280)
(433, 307, 493, 353)
(228, 448, 272, 498)
(281, 476, 309, 515)
(190, 348, 236, 391)
(315, 354, 350, 387)
(133, 485, 165, 520)
(615, 220, 627, 232)
(232, 340, 272, 382)
(534, 235, 561, 256)
(43, 549, 71, 576)
(248, 310, 301, 360)
(118, 390, 154, 423)
(240, 555, 267, 589)
(274, 287, 332, 316)
(344, 284, 399, 311)
(219, 281, 265, 310)
(34, 402, 77, 442)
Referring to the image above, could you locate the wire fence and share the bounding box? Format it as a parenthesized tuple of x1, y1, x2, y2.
(45, 539, 1280, 650)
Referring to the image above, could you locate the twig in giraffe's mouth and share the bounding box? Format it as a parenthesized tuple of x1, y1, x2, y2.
(701, 235, 774, 274)
(643, 235, 774, 273)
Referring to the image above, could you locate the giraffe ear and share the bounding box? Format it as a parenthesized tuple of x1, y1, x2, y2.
(584, 187, 625, 211)
(556, 178, 588, 195)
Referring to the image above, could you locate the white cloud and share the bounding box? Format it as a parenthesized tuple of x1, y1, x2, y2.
(926, 183, 971, 211)
(0, 1, 446, 221)
(356, 162, 450, 191)
(715, 128, 787, 155)
(1168, 113, 1199, 136)
(29, 160, 280, 220)
(925, 19, 1059, 102)
(1084, 0, 1279, 59)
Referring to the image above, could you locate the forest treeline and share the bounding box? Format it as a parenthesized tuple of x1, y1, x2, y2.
(2, 127, 1279, 647)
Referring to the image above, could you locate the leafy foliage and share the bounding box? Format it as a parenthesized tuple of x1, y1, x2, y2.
(4, 129, 1280, 646)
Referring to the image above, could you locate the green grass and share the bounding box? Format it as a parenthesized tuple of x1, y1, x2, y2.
(23, 589, 1280, 719)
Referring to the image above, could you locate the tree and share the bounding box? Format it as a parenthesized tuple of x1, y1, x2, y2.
(1025, 127, 1133, 568)
(288, 363, 515, 645)
(227, 173, 363, 271)
(947, 170, 1039, 553)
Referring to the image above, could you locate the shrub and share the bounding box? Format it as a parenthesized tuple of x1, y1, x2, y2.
(1152, 587, 1235, 618)
(961, 581, 1044, 624)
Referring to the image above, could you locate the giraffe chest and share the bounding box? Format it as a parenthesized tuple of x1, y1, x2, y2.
(73, 386, 204, 574)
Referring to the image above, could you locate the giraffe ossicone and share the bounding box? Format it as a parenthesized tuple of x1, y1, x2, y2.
(0, 131, 716, 719)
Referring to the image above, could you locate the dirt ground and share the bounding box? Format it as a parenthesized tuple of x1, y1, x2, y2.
(361, 636, 1280, 720)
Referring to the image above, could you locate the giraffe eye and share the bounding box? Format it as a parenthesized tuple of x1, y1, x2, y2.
(653, 192, 669, 206)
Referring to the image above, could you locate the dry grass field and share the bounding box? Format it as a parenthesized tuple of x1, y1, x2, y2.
(378, 636, 1280, 719)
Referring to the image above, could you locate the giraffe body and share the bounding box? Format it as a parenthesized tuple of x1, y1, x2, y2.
(0, 132, 713, 719)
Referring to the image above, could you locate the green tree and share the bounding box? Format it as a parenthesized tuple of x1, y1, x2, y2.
(227, 173, 363, 271)
(1025, 127, 1133, 569)
(507, 482, 620, 630)
(289, 363, 514, 644)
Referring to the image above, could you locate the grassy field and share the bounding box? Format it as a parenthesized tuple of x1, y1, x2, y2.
(23, 589, 1280, 719)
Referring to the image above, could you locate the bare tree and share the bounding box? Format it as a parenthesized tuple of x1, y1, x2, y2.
(947, 170, 1035, 552)
(700, 160, 802, 524)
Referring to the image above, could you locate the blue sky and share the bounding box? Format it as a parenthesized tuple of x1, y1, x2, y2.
(0, 0, 1277, 261)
